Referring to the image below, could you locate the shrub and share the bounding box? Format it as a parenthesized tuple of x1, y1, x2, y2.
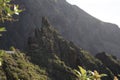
(74, 66, 107, 80)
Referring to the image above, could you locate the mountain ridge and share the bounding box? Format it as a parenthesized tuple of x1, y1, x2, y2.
(26, 17, 115, 80)
(1, 17, 120, 80)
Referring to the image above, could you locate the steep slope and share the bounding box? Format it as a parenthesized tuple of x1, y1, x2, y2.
(0, 50, 49, 80)
(26, 17, 114, 80)
(1, 0, 120, 58)
(96, 52, 120, 76)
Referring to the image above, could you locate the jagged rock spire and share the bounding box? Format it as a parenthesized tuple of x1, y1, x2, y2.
(42, 17, 50, 27)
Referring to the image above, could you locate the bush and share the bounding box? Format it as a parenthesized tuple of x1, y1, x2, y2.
(74, 66, 107, 80)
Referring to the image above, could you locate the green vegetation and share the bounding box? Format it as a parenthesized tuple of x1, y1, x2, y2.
(74, 66, 107, 80)
(0, 50, 49, 80)
(27, 49, 77, 80)
(96, 52, 120, 76)
(0, 50, 119, 80)
(0, 0, 22, 22)
(26, 17, 119, 80)
(74, 66, 120, 80)
(0, 2, 119, 80)
(0, 50, 4, 66)
(0, 0, 22, 36)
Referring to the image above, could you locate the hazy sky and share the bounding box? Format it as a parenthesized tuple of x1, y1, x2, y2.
(66, 0, 120, 27)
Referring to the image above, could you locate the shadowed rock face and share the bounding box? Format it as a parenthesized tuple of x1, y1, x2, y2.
(1, 0, 120, 58)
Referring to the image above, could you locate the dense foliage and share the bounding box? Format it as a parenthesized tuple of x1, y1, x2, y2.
(74, 66, 107, 80)
(0, 0, 22, 22)
(0, 49, 49, 80)
(0, 0, 22, 36)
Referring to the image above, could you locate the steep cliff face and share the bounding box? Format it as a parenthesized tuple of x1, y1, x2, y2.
(26, 17, 114, 80)
(1, 0, 120, 58)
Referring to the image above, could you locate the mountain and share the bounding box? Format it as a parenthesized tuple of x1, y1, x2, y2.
(1, 0, 120, 58)
(26, 17, 114, 80)
(1, 17, 120, 80)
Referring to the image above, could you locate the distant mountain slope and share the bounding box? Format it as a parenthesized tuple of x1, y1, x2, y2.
(1, 0, 120, 58)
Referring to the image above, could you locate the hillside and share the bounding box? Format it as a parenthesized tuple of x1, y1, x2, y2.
(1, 0, 120, 58)
(1, 17, 120, 80)
(96, 52, 120, 76)
(26, 17, 114, 80)
(0, 50, 49, 80)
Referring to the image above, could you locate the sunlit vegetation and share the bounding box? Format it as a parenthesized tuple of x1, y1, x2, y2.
(0, 50, 4, 66)
(0, 49, 49, 80)
(0, 0, 22, 36)
(74, 66, 120, 80)
(74, 66, 107, 80)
